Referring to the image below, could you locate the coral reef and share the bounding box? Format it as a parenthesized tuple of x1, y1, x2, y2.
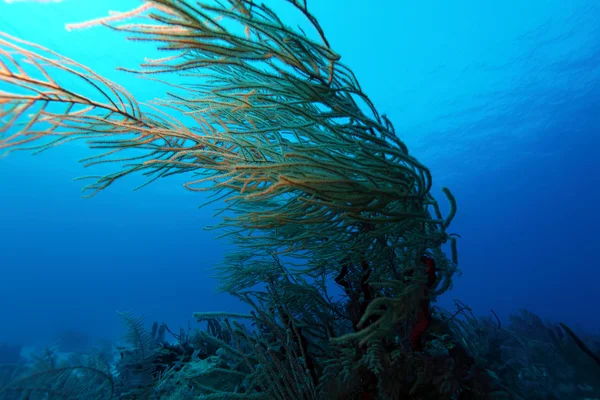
(1, 307, 598, 399)
(1, 1, 597, 399)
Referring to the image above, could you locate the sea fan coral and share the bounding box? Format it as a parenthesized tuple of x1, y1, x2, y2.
(1, 1, 461, 398)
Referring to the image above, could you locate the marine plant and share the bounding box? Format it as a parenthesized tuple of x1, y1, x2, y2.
(0, 0, 468, 398)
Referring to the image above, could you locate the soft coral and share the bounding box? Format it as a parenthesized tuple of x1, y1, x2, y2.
(409, 255, 437, 351)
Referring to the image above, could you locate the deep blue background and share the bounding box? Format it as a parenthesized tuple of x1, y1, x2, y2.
(0, 0, 598, 348)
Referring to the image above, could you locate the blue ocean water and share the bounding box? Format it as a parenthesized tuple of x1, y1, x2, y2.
(0, 0, 598, 354)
